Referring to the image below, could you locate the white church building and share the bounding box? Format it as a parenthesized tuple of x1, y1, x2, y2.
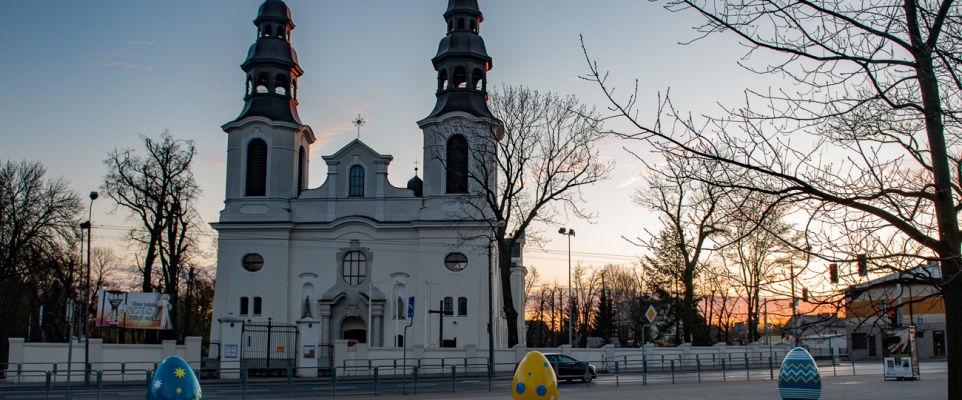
(210, 0, 526, 374)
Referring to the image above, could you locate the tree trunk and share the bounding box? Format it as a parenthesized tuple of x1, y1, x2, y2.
(498, 246, 519, 347)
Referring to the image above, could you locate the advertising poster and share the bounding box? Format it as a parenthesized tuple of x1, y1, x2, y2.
(96, 290, 175, 330)
(881, 326, 920, 380)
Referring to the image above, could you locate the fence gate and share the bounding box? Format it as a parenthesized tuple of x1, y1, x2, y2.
(241, 319, 298, 373)
(318, 344, 333, 372)
(200, 341, 220, 379)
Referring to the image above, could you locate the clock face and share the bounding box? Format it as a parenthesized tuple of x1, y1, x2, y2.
(444, 253, 468, 272)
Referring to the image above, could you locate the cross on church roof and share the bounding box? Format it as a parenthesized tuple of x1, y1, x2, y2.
(352, 114, 366, 139)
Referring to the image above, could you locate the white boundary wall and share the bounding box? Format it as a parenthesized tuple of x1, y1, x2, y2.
(6, 337, 202, 383)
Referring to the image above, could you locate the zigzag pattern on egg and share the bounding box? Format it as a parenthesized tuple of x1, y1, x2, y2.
(777, 347, 822, 400)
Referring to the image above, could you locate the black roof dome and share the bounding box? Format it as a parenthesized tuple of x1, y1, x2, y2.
(407, 174, 423, 197)
(257, 0, 292, 22)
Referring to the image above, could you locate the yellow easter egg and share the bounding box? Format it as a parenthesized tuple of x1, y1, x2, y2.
(512, 351, 560, 400)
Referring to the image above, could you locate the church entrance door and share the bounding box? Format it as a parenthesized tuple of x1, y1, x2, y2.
(341, 316, 367, 345)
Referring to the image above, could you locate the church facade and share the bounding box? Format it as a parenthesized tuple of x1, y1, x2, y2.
(210, 0, 526, 373)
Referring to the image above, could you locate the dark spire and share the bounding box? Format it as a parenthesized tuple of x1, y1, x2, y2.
(232, 0, 303, 124)
(426, 0, 494, 119)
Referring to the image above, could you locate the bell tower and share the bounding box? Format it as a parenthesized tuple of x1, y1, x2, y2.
(418, 0, 503, 202)
(221, 0, 315, 218)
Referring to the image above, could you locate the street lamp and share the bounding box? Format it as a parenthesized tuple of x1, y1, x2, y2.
(558, 228, 575, 346)
(82, 191, 97, 385)
(489, 220, 505, 369)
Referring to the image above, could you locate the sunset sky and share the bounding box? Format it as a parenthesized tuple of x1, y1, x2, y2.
(1, 1, 793, 289)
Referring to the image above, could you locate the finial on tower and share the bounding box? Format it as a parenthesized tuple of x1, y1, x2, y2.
(352, 114, 366, 139)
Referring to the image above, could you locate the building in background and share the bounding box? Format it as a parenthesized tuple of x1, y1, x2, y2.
(209, 0, 526, 375)
(844, 262, 945, 360)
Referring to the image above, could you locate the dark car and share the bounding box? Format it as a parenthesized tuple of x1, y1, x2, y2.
(543, 353, 597, 383)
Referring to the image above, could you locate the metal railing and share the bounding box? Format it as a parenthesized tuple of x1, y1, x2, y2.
(0, 353, 861, 398)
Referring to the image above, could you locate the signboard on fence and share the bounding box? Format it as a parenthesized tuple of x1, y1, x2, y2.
(95, 290, 175, 330)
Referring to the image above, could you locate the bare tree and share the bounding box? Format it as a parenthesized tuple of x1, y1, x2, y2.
(0, 160, 82, 359)
(438, 85, 614, 346)
(719, 200, 801, 342)
(584, 0, 962, 393)
(631, 153, 725, 344)
(102, 131, 202, 339)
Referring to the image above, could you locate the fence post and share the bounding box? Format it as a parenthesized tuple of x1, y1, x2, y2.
(331, 366, 337, 398)
(374, 366, 379, 396)
(451, 364, 457, 393)
(697, 358, 702, 382)
(670, 359, 675, 384)
(287, 367, 294, 398)
(643, 358, 648, 386)
(745, 353, 750, 381)
(721, 358, 727, 381)
(414, 366, 420, 394)
(96, 370, 103, 399)
(487, 360, 493, 392)
(769, 356, 774, 380)
(614, 361, 620, 386)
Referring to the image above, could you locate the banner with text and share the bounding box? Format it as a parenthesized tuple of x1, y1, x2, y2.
(95, 290, 175, 330)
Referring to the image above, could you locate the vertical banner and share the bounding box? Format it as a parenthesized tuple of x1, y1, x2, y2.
(96, 290, 175, 330)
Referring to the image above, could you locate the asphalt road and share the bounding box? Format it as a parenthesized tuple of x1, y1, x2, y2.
(0, 361, 947, 399)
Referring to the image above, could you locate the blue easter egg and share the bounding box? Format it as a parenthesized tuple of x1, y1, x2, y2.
(146, 356, 203, 400)
(778, 347, 821, 400)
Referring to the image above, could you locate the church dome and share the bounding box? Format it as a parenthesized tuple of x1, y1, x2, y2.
(445, 0, 482, 17)
(243, 39, 299, 69)
(407, 175, 423, 197)
(434, 33, 490, 62)
(257, 0, 292, 22)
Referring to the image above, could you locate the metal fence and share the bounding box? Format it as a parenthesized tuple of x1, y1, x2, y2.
(0, 352, 861, 398)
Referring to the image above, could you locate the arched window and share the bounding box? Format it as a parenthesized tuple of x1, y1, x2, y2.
(255, 72, 269, 93)
(245, 139, 268, 196)
(246, 75, 252, 96)
(457, 18, 465, 30)
(453, 66, 467, 88)
(443, 297, 454, 315)
(446, 135, 468, 193)
(277, 26, 285, 38)
(253, 297, 263, 315)
(447, 20, 453, 33)
(458, 297, 467, 316)
(469, 19, 477, 32)
(438, 69, 449, 91)
(275, 74, 288, 96)
(264, 25, 273, 37)
(342, 251, 367, 285)
(471, 68, 484, 90)
(297, 146, 306, 193)
(349, 165, 365, 197)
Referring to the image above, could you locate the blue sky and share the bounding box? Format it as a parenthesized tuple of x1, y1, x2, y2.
(0, 1, 776, 285)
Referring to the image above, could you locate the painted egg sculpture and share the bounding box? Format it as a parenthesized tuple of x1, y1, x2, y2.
(512, 351, 560, 400)
(146, 356, 203, 400)
(778, 347, 821, 400)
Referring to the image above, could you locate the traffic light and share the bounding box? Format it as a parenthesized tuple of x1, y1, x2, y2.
(857, 254, 868, 277)
(829, 263, 838, 284)
(887, 308, 899, 327)
(801, 288, 809, 302)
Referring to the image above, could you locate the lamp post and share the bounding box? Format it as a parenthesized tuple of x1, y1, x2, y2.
(81, 191, 97, 385)
(489, 220, 505, 369)
(558, 228, 575, 346)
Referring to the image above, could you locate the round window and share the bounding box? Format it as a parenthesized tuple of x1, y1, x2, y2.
(242, 253, 264, 272)
(444, 253, 468, 272)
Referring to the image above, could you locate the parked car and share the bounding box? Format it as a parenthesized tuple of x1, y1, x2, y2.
(542, 353, 597, 382)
